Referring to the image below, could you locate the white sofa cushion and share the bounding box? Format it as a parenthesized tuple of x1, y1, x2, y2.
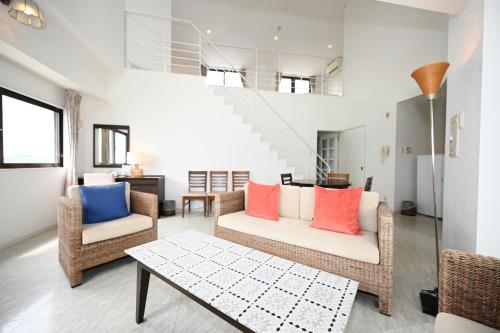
(67, 183, 131, 211)
(279, 185, 300, 219)
(218, 211, 380, 264)
(434, 313, 498, 333)
(81, 213, 153, 245)
(299, 187, 380, 232)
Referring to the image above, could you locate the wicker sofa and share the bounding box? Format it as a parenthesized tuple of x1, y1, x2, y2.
(215, 185, 393, 315)
(57, 184, 158, 287)
(435, 249, 499, 332)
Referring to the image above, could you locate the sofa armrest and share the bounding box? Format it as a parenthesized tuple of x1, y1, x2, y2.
(130, 190, 158, 221)
(377, 201, 393, 268)
(215, 191, 244, 222)
(438, 249, 500, 329)
(57, 197, 83, 246)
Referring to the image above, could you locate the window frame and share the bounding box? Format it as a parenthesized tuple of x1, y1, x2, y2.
(0, 87, 64, 169)
(280, 75, 311, 94)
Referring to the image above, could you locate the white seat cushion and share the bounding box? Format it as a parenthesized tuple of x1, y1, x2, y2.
(67, 183, 131, 210)
(218, 211, 380, 264)
(435, 313, 498, 333)
(82, 213, 153, 245)
(299, 187, 380, 232)
(279, 185, 300, 219)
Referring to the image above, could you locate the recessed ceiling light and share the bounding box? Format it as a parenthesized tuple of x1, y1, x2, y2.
(273, 35, 279, 41)
(206, 29, 212, 34)
(327, 44, 333, 49)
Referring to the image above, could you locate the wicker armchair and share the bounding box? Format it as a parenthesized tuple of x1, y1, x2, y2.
(436, 249, 500, 332)
(57, 190, 158, 287)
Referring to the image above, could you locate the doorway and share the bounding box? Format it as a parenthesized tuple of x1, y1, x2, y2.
(338, 126, 366, 187)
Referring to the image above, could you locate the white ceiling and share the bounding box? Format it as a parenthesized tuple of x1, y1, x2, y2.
(376, 0, 465, 14)
(172, 0, 347, 58)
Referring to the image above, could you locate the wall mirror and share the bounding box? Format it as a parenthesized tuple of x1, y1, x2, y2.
(93, 124, 130, 167)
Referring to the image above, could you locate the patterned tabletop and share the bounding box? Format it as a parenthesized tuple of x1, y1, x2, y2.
(126, 230, 359, 333)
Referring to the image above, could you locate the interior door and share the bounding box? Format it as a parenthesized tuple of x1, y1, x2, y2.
(318, 133, 338, 176)
(339, 126, 366, 187)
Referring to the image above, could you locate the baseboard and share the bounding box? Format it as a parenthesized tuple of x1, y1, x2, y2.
(0, 224, 57, 251)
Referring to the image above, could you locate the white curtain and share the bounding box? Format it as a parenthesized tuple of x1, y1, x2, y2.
(65, 90, 82, 187)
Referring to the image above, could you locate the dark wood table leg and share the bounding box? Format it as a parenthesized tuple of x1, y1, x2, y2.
(136, 262, 150, 324)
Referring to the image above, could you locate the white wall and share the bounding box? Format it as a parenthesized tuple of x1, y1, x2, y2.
(343, 0, 448, 102)
(79, 70, 296, 209)
(342, 0, 448, 209)
(0, 58, 67, 249)
(476, 0, 500, 258)
(46, 0, 125, 70)
(394, 96, 446, 211)
(442, 0, 483, 254)
(0, 0, 119, 100)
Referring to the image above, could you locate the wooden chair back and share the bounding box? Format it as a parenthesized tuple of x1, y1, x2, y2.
(327, 173, 349, 182)
(232, 171, 250, 191)
(281, 173, 293, 185)
(210, 171, 228, 193)
(364, 176, 373, 191)
(188, 171, 207, 192)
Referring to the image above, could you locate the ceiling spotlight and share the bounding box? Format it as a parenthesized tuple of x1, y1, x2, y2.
(273, 35, 279, 41)
(327, 44, 333, 49)
(206, 29, 212, 35)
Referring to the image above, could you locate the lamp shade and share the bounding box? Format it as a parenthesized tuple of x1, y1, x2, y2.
(411, 62, 449, 99)
(127, 152, 145, 165)
(8, 0, 46, 28)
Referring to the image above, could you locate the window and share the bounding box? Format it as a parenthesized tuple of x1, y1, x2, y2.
(279, 76, 310, 94)
(205, 69, 244, 88)
(0, 87, 63, 168)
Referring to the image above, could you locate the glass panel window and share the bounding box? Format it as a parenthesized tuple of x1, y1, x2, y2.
(224, 72, 244, 88)
(279, 78, 292, 93)
(295, 79, 310, 94)
(205, 70, 224, 86)
(1, 88, 63, 168)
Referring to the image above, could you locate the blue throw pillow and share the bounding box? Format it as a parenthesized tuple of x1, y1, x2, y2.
(79, 182, 131, 224)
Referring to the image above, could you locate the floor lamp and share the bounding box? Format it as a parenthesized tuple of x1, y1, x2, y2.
(411, 61, 449, 316)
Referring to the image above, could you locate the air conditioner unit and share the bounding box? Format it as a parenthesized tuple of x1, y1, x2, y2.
(326, 57, 343, 75)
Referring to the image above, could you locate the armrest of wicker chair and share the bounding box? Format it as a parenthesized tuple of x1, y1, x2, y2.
(215, 191, 245, 223)
(57, 197, 83, 247)
(377, 201, 394, 268)
(130, 190, 158, 221)
(438, 249, 500, 329)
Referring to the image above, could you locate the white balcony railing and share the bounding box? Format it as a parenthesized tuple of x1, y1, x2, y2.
(125, 11, 332, 179)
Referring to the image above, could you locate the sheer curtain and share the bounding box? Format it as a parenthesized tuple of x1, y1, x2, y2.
(65, 90, 82, 187)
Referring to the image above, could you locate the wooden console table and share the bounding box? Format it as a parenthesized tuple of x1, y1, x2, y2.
(115, 176, 165, 217)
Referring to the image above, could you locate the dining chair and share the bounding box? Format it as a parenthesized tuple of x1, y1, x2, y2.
(207, 171, 229, 215)
(232, 171, 250, 191)
(83, 173, 115, 185)
(327, 173, 349, 182)
(364, 176, 373, 191)
(281, 173, 293, 185)
(181, 171, 208, 218)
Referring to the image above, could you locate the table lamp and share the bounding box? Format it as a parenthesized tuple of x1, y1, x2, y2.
(127, 152, 145, 178)
(411, 61, 449, 316)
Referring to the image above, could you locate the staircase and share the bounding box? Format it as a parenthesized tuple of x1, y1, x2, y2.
(125, 11, 330, 180)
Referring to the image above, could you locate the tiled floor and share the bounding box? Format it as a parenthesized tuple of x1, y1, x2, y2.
(0, 213, 440, 333)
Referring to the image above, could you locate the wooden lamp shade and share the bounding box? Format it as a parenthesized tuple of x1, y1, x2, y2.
(411, 62, 449, 99)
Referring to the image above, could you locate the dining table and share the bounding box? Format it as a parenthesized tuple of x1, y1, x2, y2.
(290, 179, 351, 189)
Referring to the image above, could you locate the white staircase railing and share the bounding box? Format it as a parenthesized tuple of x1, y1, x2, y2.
(125, 11, 331, 180)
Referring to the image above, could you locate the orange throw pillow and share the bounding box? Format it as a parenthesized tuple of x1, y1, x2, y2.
(312, 185, 363, 235)
(246, 181, 280, 221)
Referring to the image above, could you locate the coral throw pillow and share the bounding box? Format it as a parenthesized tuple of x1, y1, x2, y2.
(312, 186, 363, 235)
(246, 181, 280, 221)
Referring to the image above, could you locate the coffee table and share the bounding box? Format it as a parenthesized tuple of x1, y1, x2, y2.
(125, 230, 359, 333)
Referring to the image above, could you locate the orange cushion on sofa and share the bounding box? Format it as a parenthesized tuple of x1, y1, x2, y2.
(312, 186, 363, 235)
(246, 181, 280, 221)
